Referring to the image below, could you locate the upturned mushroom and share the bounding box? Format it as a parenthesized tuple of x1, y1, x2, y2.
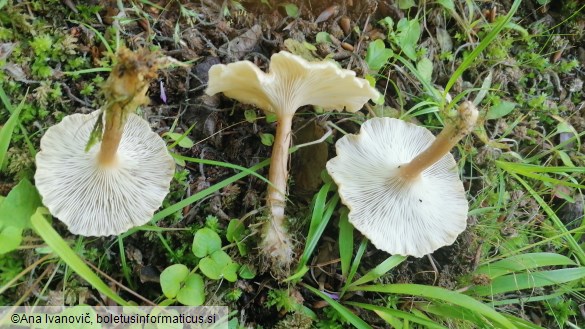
(34, 48, 175, 236)
(205, 51, 379, 264)
(326, 101, 479, 257)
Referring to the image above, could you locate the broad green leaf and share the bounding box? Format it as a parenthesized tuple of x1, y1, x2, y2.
(365, 39, 392, 72)
(160, 264, 189, 299)
(416, 57, 433, 84)
(396, 17, 421, 61)
(282, 3, 299, 18)
(244, 109, 257, 123)
(398, 0, 416, 9)
(30, 209, 129, 305)
(176, 273, 205, 306)
(316, 32, 332, 43)
(469, 268, 585, 296)
(0, 179, 41, 230)
(199, 250, 237, 281)
(223, 262, 240, 282)
(260, 133, 274, 146)
(0, 87, 22, 170)
(436, 0, 454, 11)
(226, 219, 245, 243)
(350, 284, 515, 328)
(0, 226, 22, 254)
(238, 264, 256, 279)
(486, 101, 516, 119)
(192, 227, 222, 258)
(475, 252, 576, 279)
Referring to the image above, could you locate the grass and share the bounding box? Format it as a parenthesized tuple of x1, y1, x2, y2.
(1, 0, 584, 327)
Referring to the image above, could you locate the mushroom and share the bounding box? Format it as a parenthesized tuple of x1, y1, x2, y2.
(326, 101, 479, 257)
(205, 51, 379, 264)
(34, 48, 175, 236)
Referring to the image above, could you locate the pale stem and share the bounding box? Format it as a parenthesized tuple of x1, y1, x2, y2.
(97, 104, 125, 166)
(399, 101, 478, 180)
(263, 114, 293, 255)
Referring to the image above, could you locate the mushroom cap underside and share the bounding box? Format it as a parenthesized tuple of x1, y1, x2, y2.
(35, 110, 175, 236)
(205, 51, 379, 116)
(326, 117, 468, 257)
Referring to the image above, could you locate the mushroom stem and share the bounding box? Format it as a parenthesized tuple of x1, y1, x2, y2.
(97, 103, 125, 166)
(263, 113, 294, 262)
(399, 101, 478, 180)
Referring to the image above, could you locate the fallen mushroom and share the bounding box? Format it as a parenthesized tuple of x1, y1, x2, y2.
(205, 51, 379, 264)
(326, 101, 479, 257)
(34, 48, 175, 236)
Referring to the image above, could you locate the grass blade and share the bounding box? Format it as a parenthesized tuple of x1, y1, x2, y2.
(338, 207, 353, 279)
(295, 185, 339, 274)
(468, 267, 585, 297)
(30, 209, 129, 305)
(302, 283, 373, 329)
(349, 255, 407, 287)
(475, 252, 576, 279)
(0, 99, 22, 169)
(509, 172, 585, 265)
(349, 284, 516, 328)
(347, 302, 448, 329)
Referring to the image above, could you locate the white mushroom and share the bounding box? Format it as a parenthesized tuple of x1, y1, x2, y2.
(206, 51, 379, 264)
(326, 101, 478, 257)
(35, 110, 175, 236)
(34, 47, 175, 236)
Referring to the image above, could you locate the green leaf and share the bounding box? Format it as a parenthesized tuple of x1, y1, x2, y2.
(199, 250, 238, 281)
(397, 0, 416, 9)
(436, 0, 454, 11)
(350, 284, 516, 328)
(176, 273, 205, 306)
(350, 255, 407, 287)
(164, 132, 194, 148)
(238, 264, 256, 279)
(396, 17, 421, 61)
(338, 208, 353, 279)
(365, 39, 393, 72)
(160, 264, 189, 299)
(223, 262, 240, 282)
(0, 179, 41, 230)
(475, 252, 576, 279)
(244, 109, 257, 123)
(192, 227, 222, 258)
(260, 133, 274, 146)
(266, 113, 278, 123)
(316, 32, 332, 44)
(303, 284, 373, 329)
(0, 226, 22, 254)
(30, 209, 129, 305)
(282, 3, 299, 18)
(486, 101, 516, 120)
(416, 57, 433, 84)
(347, 302, 448, 329)
(0, 100, 22, 169)
(469, 268, 585, 297)
(226, 219, 245, 243)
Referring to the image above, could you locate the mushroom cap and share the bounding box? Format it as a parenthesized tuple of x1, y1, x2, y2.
(35, 110, 175, 236)
(205, 51, 379, 116)
(326, 117, 468, 257)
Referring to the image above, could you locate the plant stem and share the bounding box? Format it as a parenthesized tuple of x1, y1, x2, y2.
(263, 114, 293, 263)
(400, 101, 478, 180)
